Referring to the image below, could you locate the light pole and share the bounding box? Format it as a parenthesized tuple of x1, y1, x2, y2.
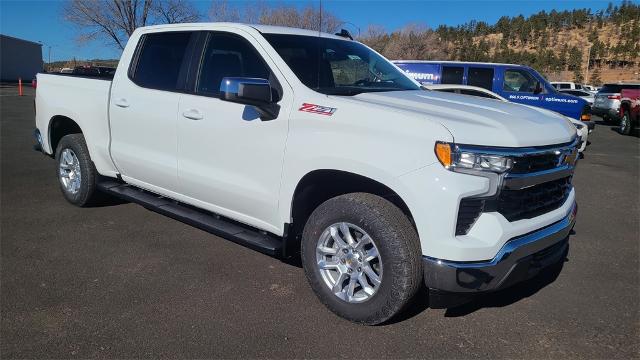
(584, 43, 593, 84)
(39, 41, 53, 72)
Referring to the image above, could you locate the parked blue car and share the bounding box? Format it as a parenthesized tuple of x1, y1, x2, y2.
(393, 61, 591, 122)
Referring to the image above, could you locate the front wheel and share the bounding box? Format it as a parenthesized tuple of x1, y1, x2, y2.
(619, 112, 632, 135)
(301, 193, 422, 325)
(55, 134, 99, 206)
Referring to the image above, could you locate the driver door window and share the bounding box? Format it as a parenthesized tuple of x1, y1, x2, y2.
(196, 33, 275, 97)
(503, 69, 540, 93)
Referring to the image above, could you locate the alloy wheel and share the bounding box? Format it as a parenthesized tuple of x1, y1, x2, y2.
(315, 222, 383, 303)
(58, 148, 82, 195)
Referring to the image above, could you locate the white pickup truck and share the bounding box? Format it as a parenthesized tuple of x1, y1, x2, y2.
(34, 23, 578, 325)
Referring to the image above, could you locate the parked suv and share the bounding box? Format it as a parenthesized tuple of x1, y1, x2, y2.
(34, 23, 579, 324)
(593, 83, 640, 122)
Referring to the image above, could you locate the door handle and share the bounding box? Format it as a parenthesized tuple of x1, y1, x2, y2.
(182, 109, 203, 120)
(114, 98, 129, 108)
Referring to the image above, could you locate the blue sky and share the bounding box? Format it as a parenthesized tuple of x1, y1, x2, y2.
(0, 0, 624, 62)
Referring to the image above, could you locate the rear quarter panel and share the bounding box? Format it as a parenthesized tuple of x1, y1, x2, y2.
(35, 74, 118, 177)
(620, 89, 640, 118)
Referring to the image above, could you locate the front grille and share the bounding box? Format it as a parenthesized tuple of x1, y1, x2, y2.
(456, 199, 484, 235)
(453, 141, 576, 234)
(494, 177, 572, 221)
(510, 153, 559, 174)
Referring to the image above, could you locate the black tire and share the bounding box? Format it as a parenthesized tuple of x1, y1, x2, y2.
(55, 134, 99, 206)
(301, 193, 422, 325)
(619, 112, 632, 135)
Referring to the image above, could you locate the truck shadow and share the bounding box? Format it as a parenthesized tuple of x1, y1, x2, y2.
(388, 244, 571, 324)
(442, 258, 566, 317)
(608, 126, 640, 138)
(88, 192, 129, 207)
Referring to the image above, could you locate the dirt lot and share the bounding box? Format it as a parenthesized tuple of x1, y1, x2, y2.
(1, 84, 638, 358)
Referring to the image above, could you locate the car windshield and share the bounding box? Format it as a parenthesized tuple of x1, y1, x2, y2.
(263, 34, 420, 96)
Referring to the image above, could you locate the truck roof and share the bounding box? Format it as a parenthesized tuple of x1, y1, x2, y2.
(393, 60, 526, 68)
(136, 22, 347, 40)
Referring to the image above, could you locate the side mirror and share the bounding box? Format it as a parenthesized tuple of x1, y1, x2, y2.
(219, 77, 280, 121)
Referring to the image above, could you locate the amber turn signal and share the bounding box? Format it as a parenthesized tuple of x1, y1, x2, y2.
(581, 113, 591, 121)
(435, 142, 452, 167)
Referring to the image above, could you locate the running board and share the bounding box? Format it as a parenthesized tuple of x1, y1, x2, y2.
(97, 178, 283, 256)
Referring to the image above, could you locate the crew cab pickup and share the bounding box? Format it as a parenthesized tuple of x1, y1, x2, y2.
(34, 23, 578, 325)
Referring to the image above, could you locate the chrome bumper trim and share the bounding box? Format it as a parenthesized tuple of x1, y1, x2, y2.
(424, 201, 577, 293)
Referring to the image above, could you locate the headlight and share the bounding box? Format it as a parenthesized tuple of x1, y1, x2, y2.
(435, 142, 513, 173)
(574, 123, 584, 130)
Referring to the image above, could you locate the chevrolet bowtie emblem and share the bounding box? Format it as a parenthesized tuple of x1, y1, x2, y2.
(561, 148, 578, 166)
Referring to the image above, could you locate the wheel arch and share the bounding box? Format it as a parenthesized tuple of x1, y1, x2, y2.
(283, 169, 416, 258)
(49, 115, 83, 154)
(620, 101, 631, 115)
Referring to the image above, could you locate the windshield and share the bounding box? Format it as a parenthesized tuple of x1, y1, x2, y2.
(263, 34, 420, 95)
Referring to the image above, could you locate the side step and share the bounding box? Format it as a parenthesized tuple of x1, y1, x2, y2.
(97, 178, 283, 256)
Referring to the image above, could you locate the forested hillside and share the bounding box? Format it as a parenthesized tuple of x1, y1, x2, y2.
(361, 1, 640, 84)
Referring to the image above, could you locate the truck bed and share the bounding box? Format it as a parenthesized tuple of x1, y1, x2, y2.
(35, 73, 117, 177)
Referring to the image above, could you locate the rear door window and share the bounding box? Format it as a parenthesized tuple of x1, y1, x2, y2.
(559, 83, 571, 89)
(130, 31, 194, 91)
(441, 66, 464, 84)
(467, 67, 494, 90)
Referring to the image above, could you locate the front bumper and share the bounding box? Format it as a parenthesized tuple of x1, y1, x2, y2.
(423, 202, 576, 293)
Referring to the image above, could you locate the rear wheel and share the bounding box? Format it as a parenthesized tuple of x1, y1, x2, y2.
(55, 134, 99, 206)
(619, 112, 632, 135)
(301, 193, 422, 325)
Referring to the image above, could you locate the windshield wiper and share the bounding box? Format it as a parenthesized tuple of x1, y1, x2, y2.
(320, 88, 368, 96)
(320, 87, 409, 96)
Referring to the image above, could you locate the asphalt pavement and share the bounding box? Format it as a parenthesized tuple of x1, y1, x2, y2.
(1, 84, 638, 358)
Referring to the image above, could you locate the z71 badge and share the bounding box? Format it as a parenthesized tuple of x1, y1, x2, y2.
(299, 103, 337, 116)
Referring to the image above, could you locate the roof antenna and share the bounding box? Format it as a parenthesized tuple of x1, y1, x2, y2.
(319, 0, 322, 35)
(316, 0, 322, 90)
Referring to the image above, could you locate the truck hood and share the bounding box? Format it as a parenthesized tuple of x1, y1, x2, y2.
(351, 90, 576, 147)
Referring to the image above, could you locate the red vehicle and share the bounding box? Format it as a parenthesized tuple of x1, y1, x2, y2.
(619, 88, 640, 135)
